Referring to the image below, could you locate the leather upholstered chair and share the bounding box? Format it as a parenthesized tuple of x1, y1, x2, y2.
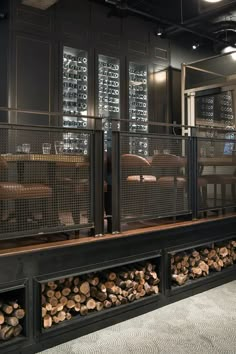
(0, 156, 52, 230)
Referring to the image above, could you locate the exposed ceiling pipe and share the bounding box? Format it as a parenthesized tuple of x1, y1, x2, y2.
(118, 4, 233, 46)
(165, 0, 236, 36)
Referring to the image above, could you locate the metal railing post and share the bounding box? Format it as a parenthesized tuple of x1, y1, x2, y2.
(190, 127, 198, 219)
(111, 122, 121, 234)
(94, 120, 104, 236)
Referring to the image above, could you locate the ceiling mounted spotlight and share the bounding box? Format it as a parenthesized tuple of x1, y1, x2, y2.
(155, 26, 165, 38)
(192, 42, 200, 50)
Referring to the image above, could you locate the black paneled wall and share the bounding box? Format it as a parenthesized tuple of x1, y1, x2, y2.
(1, 0, 212, 126)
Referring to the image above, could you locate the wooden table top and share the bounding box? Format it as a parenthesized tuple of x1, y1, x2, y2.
(1, 153, 89, 164)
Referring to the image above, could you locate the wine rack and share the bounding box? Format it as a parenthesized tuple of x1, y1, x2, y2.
(98, 55, 120, 150)
(129, 62, 148, 156)
(196, 91, 235, 156)
(63, 46, 88, 155)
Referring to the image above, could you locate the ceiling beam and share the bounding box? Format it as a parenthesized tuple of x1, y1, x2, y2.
(21, 0, 58, 10)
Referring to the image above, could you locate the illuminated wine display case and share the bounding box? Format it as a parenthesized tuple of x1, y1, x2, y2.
(98, 54, 120, 150)
(129, 62, 148, 156)
(63, 46, 88, 155)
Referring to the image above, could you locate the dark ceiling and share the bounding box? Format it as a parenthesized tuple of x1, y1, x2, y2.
(94, 0, 236, 52)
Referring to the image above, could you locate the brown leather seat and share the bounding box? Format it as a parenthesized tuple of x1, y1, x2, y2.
(156, 176, 186, 188)
(0, 182, 52, 200)
(0, 156, 52, 200)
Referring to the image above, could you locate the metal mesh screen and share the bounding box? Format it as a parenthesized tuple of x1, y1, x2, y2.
(0, 125, 94, 238)
(197, 135, 236, 211)
(120, 133, 191, 222)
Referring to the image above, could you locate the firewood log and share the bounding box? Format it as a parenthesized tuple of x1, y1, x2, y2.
(198, 261, 209, 274)
(128, 294, 135, 302)
(8, 301, 19, 310)
(57, 311, 66, 322)
(88, 277, 100, 286)
(55, 291, 61, 299)
(2, 305, 13, 315)
(80, 305, 88, 316)
(12, 309, 25, 320)
(86, 298, 96, 310)
(108, 294, 117, 304)
(73, 294, 81, 303)
(49, 297, 58, 307)
(46, 289, 55, 298)
(72, 286, 79, 294)
(219, 247, 228, 258)
(97, 283, 107, 293)
(61, 288, 71, 297)
(42, 308, 47, 318)
(50, 307, 58, 316)
(13, 324, 23, 337)
(0, 325, 14, 340)
(0, 311, 4, 325)
(43, 314, 52, 328)
(66, 300, 75, 309)
(103, 300, 112, 309)
(66, 313, 72, 321)
(79, 282, 90, 296)
(74, 303, 81, 312)
(42, 295, 46, 305)
(47, 281, 57, 290)
(52, 316, 60, 324)
(45, 303, 52, 312)
(191, 267, 202, 277)
(73, 277, 80, 286)
(59, 296, 68, 306)
(96, 302, 104, 311)
(5, 316, 19, 327)
(56, 304, 64, 312)
(79, 294, 87, 303)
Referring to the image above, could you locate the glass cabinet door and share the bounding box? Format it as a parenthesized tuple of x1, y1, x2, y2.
(62, 46, 88, 155)
(98, 54, 120, 150)
(129, 62, 148, 156)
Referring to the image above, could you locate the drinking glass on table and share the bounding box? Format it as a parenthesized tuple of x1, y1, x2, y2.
(54, 141, 64, 154)
(22, 143, 31, 154)
(42, 143, 51, 155)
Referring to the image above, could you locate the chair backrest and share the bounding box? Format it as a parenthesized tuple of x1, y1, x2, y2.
(151, 154, 185, 176)
(121, 154, 150, 177)
(121, 154, 150, 168)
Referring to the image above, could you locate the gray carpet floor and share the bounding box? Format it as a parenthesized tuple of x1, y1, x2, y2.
(39, 280, 236, 354)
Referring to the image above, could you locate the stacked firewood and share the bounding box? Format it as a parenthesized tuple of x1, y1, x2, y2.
(171, 240, 236, 286)
(0, 300, 25, 341)
(42, 262, 160, 328)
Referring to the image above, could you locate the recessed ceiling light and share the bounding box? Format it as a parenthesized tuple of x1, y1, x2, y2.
(204, 0, 223, 3)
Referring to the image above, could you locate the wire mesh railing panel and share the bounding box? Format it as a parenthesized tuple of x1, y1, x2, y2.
(0, 125, 94, 238)
(120, 133, 191, 222)
(197, 135, 236, 211)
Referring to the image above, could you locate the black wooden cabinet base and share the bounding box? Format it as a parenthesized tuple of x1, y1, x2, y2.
(0, 216, 235, 354)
